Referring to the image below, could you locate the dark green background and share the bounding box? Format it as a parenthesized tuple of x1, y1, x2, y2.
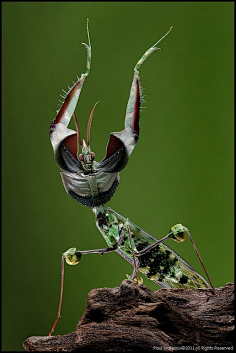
(2, 2, 234, 351)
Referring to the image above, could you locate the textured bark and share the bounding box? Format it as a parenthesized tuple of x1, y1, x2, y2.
(23, 280, 234, 352)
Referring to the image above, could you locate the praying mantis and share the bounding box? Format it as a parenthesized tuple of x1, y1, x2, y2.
(48, 20, 215, 336)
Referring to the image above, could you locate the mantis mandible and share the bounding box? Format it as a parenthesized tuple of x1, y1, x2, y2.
(48, 20, 215, 336)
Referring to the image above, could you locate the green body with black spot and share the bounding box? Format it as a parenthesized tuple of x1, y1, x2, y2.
(95, 207, 210, 289)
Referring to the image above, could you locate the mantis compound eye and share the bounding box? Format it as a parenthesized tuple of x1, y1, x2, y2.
(79, 154, 83, 162)
(91, 152, 95, 160)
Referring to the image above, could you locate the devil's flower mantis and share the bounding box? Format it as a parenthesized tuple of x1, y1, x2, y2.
(48, 20, 215, 336)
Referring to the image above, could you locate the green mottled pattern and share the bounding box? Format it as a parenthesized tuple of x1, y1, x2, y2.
(97, 208, 210, 289)
(138, 244, 208, 289)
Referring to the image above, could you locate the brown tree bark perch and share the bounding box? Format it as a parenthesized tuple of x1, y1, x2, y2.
(23, 280, 234, 352)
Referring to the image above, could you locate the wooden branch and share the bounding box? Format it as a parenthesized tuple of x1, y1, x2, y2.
(23, 280, 234, 352)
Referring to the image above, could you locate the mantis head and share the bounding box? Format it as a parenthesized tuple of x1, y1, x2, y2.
(73, 102, 99, 173)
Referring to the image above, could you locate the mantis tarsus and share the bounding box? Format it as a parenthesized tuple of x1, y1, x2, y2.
(48, 20, 215, 336)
